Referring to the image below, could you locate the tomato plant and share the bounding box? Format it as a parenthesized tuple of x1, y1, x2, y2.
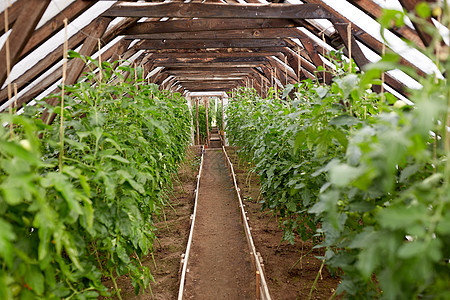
(226, 12, 449, 297)
(0, 55, 192, 299)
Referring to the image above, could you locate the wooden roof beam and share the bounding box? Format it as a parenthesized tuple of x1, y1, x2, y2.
(148, 50, 284, 60)
(397, 0, 434, 46)
(103, 2, 333, 19)
(20, 0, 97, 59)
(136, 39, 291, 50)
(0, 0, 23, 35)
(122, 18, 296, 35)
(302, 0, 427, 78)
(347, 0, 425, 49)
(0, 0, 51, 87)
(334, 22, 409, 96)
(124, 27, 315, 41)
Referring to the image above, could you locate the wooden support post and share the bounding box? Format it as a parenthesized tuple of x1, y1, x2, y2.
(196, 98, 200, 145)
(256, 271, 261, 300)
(204, 97, 210, 146)
(221, 96, 224, 133)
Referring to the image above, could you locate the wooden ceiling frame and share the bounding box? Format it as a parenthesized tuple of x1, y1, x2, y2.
(40, 17, 112, 123)
(0, 0, 437, 106)
(302, 0, 426, 78)
(347, 0, 425, 49)
(20, 0, 97, 60)
(0, 0, 51, 87)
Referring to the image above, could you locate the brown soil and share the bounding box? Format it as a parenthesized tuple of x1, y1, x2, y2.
(183, 149, 255, 299)
(225, 147, 341, 300)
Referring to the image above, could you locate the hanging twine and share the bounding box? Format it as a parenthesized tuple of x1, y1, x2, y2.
(284, 56, 288, 86)
(347, 23, 352, 73)
(381, 43, 386, 101)
(297, 47, 302, 81)
(322, 32, 326, 84)
(98, 38, 102, 82)
(59, 18, 68, 172)
(4, 1, 13, 138)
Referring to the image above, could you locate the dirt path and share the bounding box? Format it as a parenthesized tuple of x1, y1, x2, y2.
(183, 149, 255, 299)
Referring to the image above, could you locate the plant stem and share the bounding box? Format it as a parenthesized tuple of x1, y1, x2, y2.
(308, 259, 325, 300)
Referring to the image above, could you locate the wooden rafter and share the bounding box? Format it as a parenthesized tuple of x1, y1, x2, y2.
(41, 17, 112, 123)
(347, 0, 425, 49)
(302, 0, 427, 78)
(20, 0, 97, 59)
(122, 18, 296, 35)
(397, 0, 434, 46)
(137, 39, 290, 50)
(334, 22, 409, 96)
(0, 0, 22, 35)
(103, 2, 333, 19)
(0, 0, 51, 87)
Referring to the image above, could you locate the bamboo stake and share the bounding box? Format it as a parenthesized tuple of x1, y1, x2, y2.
(4, 0, 13, 138)
(98, 38, 102, 82)
(322, 32, 326, 84)
(13, 83, 17, 113)
(347, 23, 352, 73)
(59, 18, 69, 173)
(284, 55, 288, 86)
(274, 68, 278, 99)
(381, 43, 386, 101)
(297, 47, 302, 81)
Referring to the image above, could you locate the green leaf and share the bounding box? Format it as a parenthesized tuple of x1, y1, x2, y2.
(24, 265, 45, 296)
(416, 2, 431, 18)
(357, 245, 380, 279)
(67, 50, 83, 59)
(398, 240, 427, 259)
(103, 155, 130, 164)
(329, 163, 363, 187)
(315, 86, 328, 99)
(329, 115, 360, 127)
(0, 219, 15, 268)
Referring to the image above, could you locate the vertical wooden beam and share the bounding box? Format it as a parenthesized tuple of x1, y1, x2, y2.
(204, 97, 210, 146)
(0, 0, 51, 87)
(196, 97, 200, 145)
(221, 96, 224, 133)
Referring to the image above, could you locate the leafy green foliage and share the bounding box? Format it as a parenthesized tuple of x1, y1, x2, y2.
(226, 21, 449, 298)
(0, 57, 191, 299)
(192, 102, 212, 144)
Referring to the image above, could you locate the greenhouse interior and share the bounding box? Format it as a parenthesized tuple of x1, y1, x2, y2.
(0, 0, 449, 299)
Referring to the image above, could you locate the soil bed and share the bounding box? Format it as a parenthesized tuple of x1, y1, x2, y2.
(183, 149, 255, 299)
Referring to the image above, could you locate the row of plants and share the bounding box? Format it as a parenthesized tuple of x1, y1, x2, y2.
(226, 8, 449, 298)
(0, 55, 192, 299)
(192, 101, 212, 144)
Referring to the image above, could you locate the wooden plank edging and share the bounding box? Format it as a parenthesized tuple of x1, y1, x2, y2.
(222, 146, 272, 300)
(178, 146, 205, 299)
